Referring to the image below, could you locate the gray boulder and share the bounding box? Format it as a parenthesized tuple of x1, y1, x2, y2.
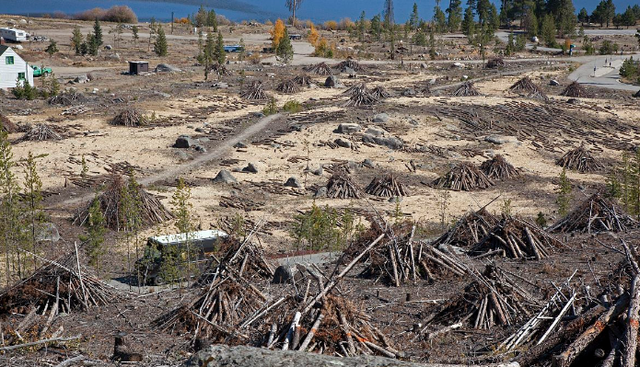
(272, 264, 299, 284)
(284, 177, 302, 188)
(334, 138, 351, 148)
(314, 186, 327, 198)
(242, 163, 259, 174)
(373, 113, 389, 123)
(362, 134, 403, 150)
(324, 75, 343, 88)
(212, 170, 237, 184)
(334, 123, 361, 134)
(484, 135, 519, 145)
(174, 135, 194, 148)
(365, 127, 385, 137)
(362, 159, 375, 168)
(401, 88, 416, 97)
(73, 75, 89, 84)
(550, 80, 560, 86)
(234, 141, 248, 149)
(194, 144, 207, 153)
(155, 63, 182, 73)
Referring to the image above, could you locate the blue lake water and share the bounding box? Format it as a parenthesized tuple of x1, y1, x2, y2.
(0, 0, 631, 23)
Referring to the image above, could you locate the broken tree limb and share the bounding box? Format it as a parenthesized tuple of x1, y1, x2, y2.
(623, 274, 640, 367)
(301, 234, 385, 315)
(0, 334, 82, 352)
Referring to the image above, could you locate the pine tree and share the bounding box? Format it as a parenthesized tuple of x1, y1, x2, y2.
(409, 3, 420, 30)
(154, 25, 168, 56)
(45, 39, 58, 56)
(0, 130, 22, 284)
(22, 152, 44, 271)
(215, 31, 226, 65)
(85, 194, 106, 275)
(447, 0, 463, 32)
(462, 6, 476, 43)
(357, 11, 367, 41)
(433, 5, 447, 33)
(195, 5, 207, 27)
(556, 0, 577, 37)
(578, 7, 589, 25)
(119, 173, 143, 289)
(371, 14, 383, 41)
(557, 168, 572, 217)
(93, 19, 103, 48)
(71, 26, 84, 55)
(171, 178, 195, 281)
(276, 27, 294, 63)
(207, 9, 218, 31)
(541, 14, 557, 47)
(132, 25, 139, 49)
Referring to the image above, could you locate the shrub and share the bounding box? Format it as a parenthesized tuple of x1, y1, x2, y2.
(323, 20, 338, 30)
(103, 6, 138, 23)
(263, 97, 278, 115)
(282, 100, 303, 113)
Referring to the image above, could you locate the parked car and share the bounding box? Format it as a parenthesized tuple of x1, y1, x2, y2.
(31, 65, 52, 77)
(135, 230, 229, 285)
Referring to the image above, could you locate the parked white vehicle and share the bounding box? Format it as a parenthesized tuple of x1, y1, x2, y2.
(0, 28, 29, 42)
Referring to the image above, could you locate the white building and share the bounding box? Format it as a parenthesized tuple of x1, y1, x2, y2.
(0, 45, 34, 89)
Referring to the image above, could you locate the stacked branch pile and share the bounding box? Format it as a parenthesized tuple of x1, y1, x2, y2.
(480, 155, 520, 180)
(470, 216, 562, 259)
(365, 174, 409, 197)
(432, 265, 539, 330)
(370, 86, 391, 99)
(19, 123, 63, 141)
(549, 193, 637, 233)
(333, 59, 363, 72)
(0, 113, 18, 133)
(452, 82, 480, 97)
(110, 109, 147, 127)
(556, 145, 604, 173)
(293, 75, 312, 86)
(241, 81, 268, 100)
(276, 79, 301, 94)
(326, 171, 362, 199)
(48, 91, 87, 106)
(561, 82, 593, 98)
(198, 237, 274, 284)
(509, 77, 549, 101)
(305, 62, 332, 75)
(433, 162, 494, 191)
(431, 209, 500, 248)
(344, 84, 378, 107)
(74, 174, 173, 231)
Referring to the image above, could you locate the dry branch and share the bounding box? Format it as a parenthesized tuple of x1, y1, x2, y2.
(556, 145, 603, 173)
(480, 155, 520, 180)
(326, 171, 362, 199)
(110, 109, 147, 127)
(561, 82, 593, 98)
(509, 77, 548, 101)
(18, 123, 63, 142)
(276, 79, 301, 94)
(240, 81, 269, 100)
(433, 162, 494, 191)
(452, 82, 480, 97)
(365, 174, 409, 197)
(549, 193, 636, 233)
(304, 62, 332, 75)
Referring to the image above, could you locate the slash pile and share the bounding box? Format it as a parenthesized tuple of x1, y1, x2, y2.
(344, 84, 378, 107)
(561, 81, 593, 98)
(110, 108, 147, 127)
(549, 193, 637, 233)
(0, 113, 18, 133)
(326, 171, 362, 199)
(240, 81, 268, 100)
(556, 145, 604, 173)
(509, 77, 549, 101)
(480, 154, 520, 180)
(370, 86, 391, 99)
(364, 174, 409, 197)
(433, 162, 494, 191)
(305, 62, 333, 75)
(18, 123, 63, 141)
(276, 79, 301, 94)
(431, 208, 500, 248)
(452, 82, 480, 97)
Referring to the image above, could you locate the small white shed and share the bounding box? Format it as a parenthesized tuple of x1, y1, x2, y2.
(0, 45, 34, 89)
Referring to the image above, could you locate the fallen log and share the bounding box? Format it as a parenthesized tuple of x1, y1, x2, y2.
(186, 344, 522, 367)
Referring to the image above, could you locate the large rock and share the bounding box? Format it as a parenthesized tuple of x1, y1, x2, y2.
(334, 123, 361, 134)
(484, 135, 519, 145)
(324, 75, 342, 88)
(155, 63, 182, 73)
(242, 163, 259, 174)
(362, 134, 403, 150)
(272, 264, 299, 284)
(212, 170, 237, 184)
(365, 127, 385, 137)
(174, 135, 194, 148)
(186, 344, 521, 367)
(334, 138, 351, 148)
(314, 186, 327, 198)
(36, 223, 60, 243)
(73, 75, 89, 84)
(373, 113, 389, 123)
(284, 177, 302, 188)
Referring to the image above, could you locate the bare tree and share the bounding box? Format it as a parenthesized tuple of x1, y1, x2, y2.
(285, 0, 303, 26)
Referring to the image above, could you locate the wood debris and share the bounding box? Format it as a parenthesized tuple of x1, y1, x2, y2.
(292, 74, 312, 86)
(207, 63, 232, 76)
(364, 174, 409, 197)
(0, 113, 18, 133)
(480, 154, 520, 180)
(18, 123, 63, 142)
(433, 162, 494, 191)
(199, 236, 274, 284)
(74, 173, 173, 231)
(344, 84, 378, 107)
(333, 59, 363, 72)
(470, 215, 562, 259)
(452, 82, 480, 97)
(549, 193, 637, 233)
(240, 81, 269, 100)
(431, 208, 499, 249)
(561, 81, 593, 98)
(110, 109, 147, 127)
(276, 79, 301, 94)
(556, 145, 604, 173)
(432, 265, 539, 330)
(219, 195, 265, 212)
(509, 77, 549, 101)
(304, 62, 332, 75)
(326, 171, 362, 199)
(48, 91, 87, 106)
(486, 58, 505, 69)
(370, 86, 391, 99)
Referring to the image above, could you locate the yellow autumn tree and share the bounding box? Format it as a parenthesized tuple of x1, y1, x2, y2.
(308, 24, 319, 46)
(271, 19, 286, 49)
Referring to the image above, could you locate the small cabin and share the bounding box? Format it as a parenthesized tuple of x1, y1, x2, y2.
(0, 45, 34, 89)
(128, 61, 149, 75)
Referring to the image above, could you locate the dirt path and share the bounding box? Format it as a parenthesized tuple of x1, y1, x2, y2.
(55, 113, 283, 208)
